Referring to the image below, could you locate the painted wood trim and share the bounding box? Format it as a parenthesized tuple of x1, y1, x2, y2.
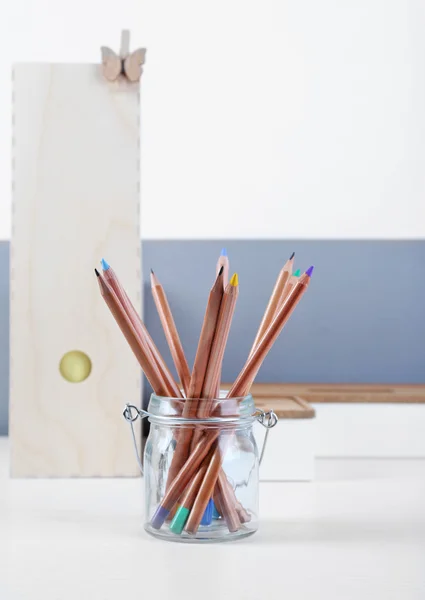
(255, 396, 315, 419)
(223, 383, 425, 403)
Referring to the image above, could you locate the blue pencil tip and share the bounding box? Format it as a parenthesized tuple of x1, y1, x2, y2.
(221, 247, 227, 257)
(101, 258, 110, 271)
(305, 266, 314, 277)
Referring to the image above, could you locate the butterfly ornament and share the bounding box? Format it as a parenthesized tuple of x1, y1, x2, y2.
(101, 30, 146, 83)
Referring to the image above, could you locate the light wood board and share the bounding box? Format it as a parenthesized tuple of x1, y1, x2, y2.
(254, 396, 315, 419)
(222, 383, 425, 403)
(10, 64, 141, 477)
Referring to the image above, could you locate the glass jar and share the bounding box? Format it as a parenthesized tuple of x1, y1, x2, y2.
(125, 393, 265, 543)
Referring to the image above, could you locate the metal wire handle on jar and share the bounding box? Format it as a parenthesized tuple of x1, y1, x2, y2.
(123, 403, 278, 475)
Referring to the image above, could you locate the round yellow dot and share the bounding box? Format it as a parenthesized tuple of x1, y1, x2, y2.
(59, 351, 92, 383)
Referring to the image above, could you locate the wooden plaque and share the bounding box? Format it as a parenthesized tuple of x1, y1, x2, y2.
(10, 64, 141, 476)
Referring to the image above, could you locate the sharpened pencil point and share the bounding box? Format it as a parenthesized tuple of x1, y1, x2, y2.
(305, 266, 314, 277)
(289, 252, 295, 260)
(218, 266, 224, 276)
(94, 268, 100, 277)
(221, 247, 227, 257)
(101, 258, 110, 271)
(293, 269, 301, 277)
(230, 273, 238, 286)
(150, 268, 154, 274)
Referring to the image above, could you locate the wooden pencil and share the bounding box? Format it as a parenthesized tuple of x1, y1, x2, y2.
(165, 268, 225, 489)
(95, 270, 168, 396)
(189, 274, 239, 451)
(216, 247, 229, 288)
(101, 259, 182, 398)
(182, 268, 240, 531)
(219, 472, 251, 523)
(185, 436, 239, 534)
(169, 455, 211, 534)
(150, 429, 220, 529)
(187, 267, 225, 401)
(278, 268, 300, 310)
(198, 466, 242, 531)
(248, 253, 294, 357)
(229, 267, 313, 398)
(198, 273, 239, 416)
(215, 249, 229, 394)
(216, 470, 242, 529)
(150, 270, 191, 396)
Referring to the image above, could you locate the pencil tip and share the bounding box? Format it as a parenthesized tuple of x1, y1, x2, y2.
(101, 258, 110, 271)
(293, 269, 301, 277)
(305, 266, 314, 277)
(218, 266, 224, 276)
(94, 268, 100, 277)
(221, 247, 227, 257)
(150, 268, 154, 274)
(230, 273, 238, 286)
(289, 252, 295, 260)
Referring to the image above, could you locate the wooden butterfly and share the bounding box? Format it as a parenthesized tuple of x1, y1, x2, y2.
(101, 46, 146, 83)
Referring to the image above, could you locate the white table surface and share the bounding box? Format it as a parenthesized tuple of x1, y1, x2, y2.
(1, 437, 424, 600)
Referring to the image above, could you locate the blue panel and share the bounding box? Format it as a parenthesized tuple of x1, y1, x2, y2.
(142, 240, 425, 404)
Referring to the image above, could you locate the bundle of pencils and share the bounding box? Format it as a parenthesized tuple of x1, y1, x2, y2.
(95, 250, 313, 535)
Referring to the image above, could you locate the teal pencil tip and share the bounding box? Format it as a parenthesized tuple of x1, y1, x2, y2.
(101, 258, 110, 271)
(169, 505, 190, 535)
(221, 247, 227, 257)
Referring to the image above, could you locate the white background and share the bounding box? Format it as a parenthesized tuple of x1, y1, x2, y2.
(1, 0, 425, 239)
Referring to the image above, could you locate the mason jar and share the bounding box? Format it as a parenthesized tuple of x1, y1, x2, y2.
(123, 393, 277, 543)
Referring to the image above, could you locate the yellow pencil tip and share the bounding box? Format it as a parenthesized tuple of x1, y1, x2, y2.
(230, 273, 239, 286)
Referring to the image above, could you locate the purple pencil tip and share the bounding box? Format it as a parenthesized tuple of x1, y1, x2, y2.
(305, 266, 314, 277)
(151, 505, 170, 530)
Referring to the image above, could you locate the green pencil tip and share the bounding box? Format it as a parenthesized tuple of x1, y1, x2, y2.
(293, 269, 301, 277)
(169, 505, 190, 535)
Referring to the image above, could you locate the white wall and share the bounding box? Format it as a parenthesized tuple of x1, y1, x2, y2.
(1, 0, 425, 240)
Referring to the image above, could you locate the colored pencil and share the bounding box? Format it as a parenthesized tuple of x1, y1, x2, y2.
(95, 270, 168, 396)
(229, 267, 313, 398)
(220, 472, 251, 523)
(101, 259, 182, 398)
(279, 268, 301, 310)
(164, 270, 242, 530)
(216, 247, 229, 288)
(248, 253, 294, 357)
(185, 436, 240, 534)
(198, 274, 239, 415)
(150, 270, 191, 396)
(214, 249, 229, 395)
(189, 274, 239, 450)
(164, 268, 225, 490)
(187, 267, 225, 401)
(150, 429, 220, 529)
(169, 460, 210, 534)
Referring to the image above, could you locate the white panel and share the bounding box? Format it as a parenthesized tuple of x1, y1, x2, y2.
(254, 419, 316, 481)
(314, 404, 425, 457)
(10, 64, 141, 476)
(1, 0, 425, 240)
